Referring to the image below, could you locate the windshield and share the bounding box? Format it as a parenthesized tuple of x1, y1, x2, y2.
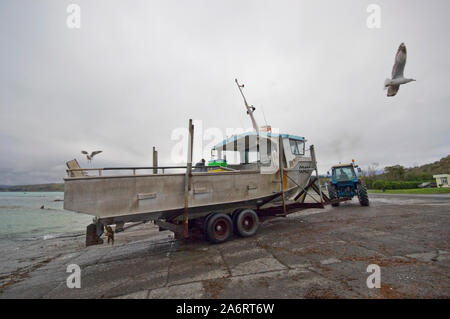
(333, 167, 356, 181)
(289, 139, 305, 155)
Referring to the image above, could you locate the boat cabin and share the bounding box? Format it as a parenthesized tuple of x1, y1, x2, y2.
(210, 131, 307, 174)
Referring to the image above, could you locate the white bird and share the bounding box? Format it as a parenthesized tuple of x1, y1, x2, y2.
(384, 43, 416, 97)
(81, 150, 102, 164)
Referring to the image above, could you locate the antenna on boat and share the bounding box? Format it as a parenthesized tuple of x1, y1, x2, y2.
(235, 78, 259, 132)
(261, 105, 269, 127)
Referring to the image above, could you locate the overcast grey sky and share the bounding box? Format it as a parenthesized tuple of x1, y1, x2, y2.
(0, 0, 449, 185)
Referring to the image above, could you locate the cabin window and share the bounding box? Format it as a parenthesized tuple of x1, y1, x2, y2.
(289, 139, 304, 155)
(258, 138, 273, 166)
(333, 167, 356, 181)
(223, 151, 240, 164)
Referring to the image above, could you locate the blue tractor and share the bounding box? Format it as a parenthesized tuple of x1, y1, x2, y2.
(327, 162, 369, 207)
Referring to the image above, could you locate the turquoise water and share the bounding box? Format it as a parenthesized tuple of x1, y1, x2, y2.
(0, 192, 92, 242)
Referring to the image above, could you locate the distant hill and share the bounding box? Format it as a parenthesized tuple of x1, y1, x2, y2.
(0, 183, 64, 192)
(379, 155, 449, 179)
(362, 155, 449, 189)
(408, 155, 450, 175)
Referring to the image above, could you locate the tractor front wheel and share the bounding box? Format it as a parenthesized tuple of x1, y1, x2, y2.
(357, 182, 370, 206)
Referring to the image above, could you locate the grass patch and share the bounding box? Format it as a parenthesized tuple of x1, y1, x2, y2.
(369, 188, 450, 194)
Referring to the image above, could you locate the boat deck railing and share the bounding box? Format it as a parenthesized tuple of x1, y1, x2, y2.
(66, 165, 238, 178)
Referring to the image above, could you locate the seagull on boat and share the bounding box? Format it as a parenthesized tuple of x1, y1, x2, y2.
(81, 150, 102, 164)
(384, 43, 416, 97)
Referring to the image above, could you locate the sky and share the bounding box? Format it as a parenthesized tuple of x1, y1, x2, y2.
(0, 0, 449, 185)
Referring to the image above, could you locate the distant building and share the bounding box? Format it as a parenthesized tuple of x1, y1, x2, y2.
(433, 174, 449, 188)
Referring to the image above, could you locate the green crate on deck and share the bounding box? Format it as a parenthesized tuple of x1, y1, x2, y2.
(208, 159, 227, 167)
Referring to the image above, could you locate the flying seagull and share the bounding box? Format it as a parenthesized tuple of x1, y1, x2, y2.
(384, 43, 416, 97)
(81, 150, 102, 164)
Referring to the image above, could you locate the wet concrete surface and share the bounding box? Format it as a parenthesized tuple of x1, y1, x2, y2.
(0, 193, 449, 299)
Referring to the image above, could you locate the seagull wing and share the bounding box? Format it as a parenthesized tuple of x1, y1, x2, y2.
(81, 151, 88, 154)
(387, 85, 400, 97)
(90, 150, 103, 157)
(392, 43, 407, 79)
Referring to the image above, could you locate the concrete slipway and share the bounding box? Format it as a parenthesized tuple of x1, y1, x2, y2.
(0, 193, 449, 299)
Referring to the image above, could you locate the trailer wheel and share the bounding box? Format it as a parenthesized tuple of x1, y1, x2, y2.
(357, 182, 370, 206)
(231, 209, 242, 227)
(205, 213, 233, 244)
(327, 184, 340, 207)
(234, 209, 259, 237)
(202, 213, 214, 236)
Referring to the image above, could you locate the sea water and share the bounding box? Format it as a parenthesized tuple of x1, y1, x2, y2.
(0, 192, 92, 243)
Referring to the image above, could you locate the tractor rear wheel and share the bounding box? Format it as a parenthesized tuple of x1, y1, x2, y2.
(357, 182, 370, 206)
(205, 213, 233, 244)
(327, 184, 340, 207)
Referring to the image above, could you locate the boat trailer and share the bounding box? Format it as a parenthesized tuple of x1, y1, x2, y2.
(153, 176, 351, 241)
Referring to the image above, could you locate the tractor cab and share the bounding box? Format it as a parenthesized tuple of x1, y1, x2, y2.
(331, 164, 359, 183)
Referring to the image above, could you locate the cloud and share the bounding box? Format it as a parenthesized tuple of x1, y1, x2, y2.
(0, 0, 449, 184)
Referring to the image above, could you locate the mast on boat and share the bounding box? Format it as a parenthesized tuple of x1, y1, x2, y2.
(235, 78, 259, 132)
(235, 79, 271, 133)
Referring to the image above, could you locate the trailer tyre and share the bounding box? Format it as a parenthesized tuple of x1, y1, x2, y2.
(205, 213, 233, 244)
(234, 209, 259, 237)
(231, 209, 243, 225)
(357, 182, 370, 206)
(327, 184, 340, 207)
(202, 213, 214, 236)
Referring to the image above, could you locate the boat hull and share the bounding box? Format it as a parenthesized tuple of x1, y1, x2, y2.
(64, 167, 313, 224)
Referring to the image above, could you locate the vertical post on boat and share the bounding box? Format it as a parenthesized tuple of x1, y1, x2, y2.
(153, 146, 158, 174)
(184, 119, 194, 239)
(310, 145, 323, 204)
(278, 135, 287, 215)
